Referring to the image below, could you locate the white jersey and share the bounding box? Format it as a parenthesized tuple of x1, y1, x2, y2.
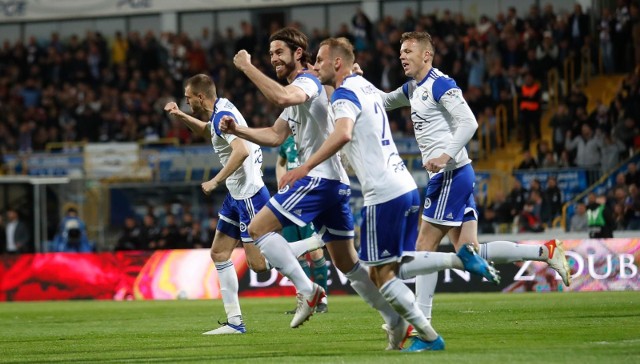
(279, 73, 349, 183)
(331, 74, 417, 205)
(381, 67, 477, 178)
(209, 97, 265, 199)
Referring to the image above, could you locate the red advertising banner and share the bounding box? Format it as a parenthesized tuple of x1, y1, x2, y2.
(0, 238, 638, 301)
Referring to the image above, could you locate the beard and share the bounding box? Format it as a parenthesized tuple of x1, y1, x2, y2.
(275, 60, 296, 80)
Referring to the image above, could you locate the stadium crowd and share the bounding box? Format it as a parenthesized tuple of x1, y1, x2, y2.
(1, 2, 640, 251)
(0, 3, 638, 153)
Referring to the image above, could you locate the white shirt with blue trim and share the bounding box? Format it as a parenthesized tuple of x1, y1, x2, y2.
(381, 67, 477, 177)
(279, 73, 349, 183)
(331, 74, 417, 206)
(210, 97, 264, 199)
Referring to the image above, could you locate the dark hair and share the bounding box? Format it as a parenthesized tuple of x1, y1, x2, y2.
(269, 27, 311, 66)
(185, 74, 217, 99)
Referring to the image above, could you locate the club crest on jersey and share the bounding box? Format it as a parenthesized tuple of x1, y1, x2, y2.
(240, 222, 247, 232)
(278, 185, 290, 194)
(421, 91, 428, 101)
(424, 198, 431, 209)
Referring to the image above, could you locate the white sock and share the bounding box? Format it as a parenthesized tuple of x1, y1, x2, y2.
(255, 232, 314, 295)
(398, 252, 463, 280)
(288, 234, 324, 257)
(214, 260, 241, 321)
(344, 262, 400, 327)
(479, 241, 545, 264)
(380, 278, 438, 341)
(415, 272, 437, 321)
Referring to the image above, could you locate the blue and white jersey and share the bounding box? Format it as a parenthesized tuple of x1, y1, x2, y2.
(209, 97, 265, 200)
(381, 67, 477, 178)
(331, 74, 416, 206)
(279, 73, 349, 183)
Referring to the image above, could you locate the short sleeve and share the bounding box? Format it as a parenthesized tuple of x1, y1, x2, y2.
(331, 87, 361, 121)
(212, 111, 238, 144)
(291, 73, 322, 99)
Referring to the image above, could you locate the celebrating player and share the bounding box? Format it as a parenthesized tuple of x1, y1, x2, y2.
(164, 74, 323, 334)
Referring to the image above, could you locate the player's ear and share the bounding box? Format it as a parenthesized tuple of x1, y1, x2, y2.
(295, 47, 303, 62)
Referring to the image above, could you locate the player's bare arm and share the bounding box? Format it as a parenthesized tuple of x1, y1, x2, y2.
(279, 117, 354, 189)
(275, 155, 287, 183)
(201, 137, 250, 196)
(164, 102, 210, 138)
(219, 116, 291, 147)
(234, 50, 309, 108)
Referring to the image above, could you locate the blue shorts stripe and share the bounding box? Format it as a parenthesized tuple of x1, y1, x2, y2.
(282, 177, 319, 210)
(422, 164, 476, 225)
(367, 206, 376, 262)
(218, 214, 239, 227)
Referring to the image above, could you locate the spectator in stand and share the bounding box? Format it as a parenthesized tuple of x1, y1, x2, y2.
(541, 152, 558, 169)
(186, 220, 206, 249)
(566, 84, 589, 118)
(536, 31, 559, 74)
(115, 216, 142, 251)
(626, 163, 640, 187)
(490, 190, 513, 229)
(2, 207, 31, 254)
(557, 150, 574, 168)
(519, 72, 542, 152)
(600, 131, 627, 174)
(544, 176, 563, 224)
(507, 179, 528, 219)
(613, 117, 639, 151)
(519, 200, 544, 232)
(139, 214, 161, 250)
(570, 202, 588, 232)
(549, 103, 572, 156)
(478, 205, 497, 234)
(517, 150, 538, 170)
(624, 183, 640, 229)
(535, 140, 552, 167)
(158, 213, 182, 249)
(565, 123, 601, 170)
(568, 3, 591, 52)
(613, 0, 632, 73)
(529, 190, 545, 224)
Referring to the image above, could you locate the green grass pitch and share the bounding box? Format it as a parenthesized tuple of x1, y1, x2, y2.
(1, 291, 639, 363)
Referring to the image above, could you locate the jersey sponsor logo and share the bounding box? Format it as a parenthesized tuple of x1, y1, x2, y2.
(333, 100, 349, 113)
(240, 222, 247, 232)
(445, 89, 461, 98)
(424, 198, 431, 209)
(421, 91, 428, 101)
(278, 185, 290, 194)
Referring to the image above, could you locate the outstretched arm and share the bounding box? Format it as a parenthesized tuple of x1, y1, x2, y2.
(234, 50, 309, 108)
(279, 118, 353, 189)
(164, 102, 210, 138)
(201, 138, 250, 195)
(220, 116, 291, 147)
